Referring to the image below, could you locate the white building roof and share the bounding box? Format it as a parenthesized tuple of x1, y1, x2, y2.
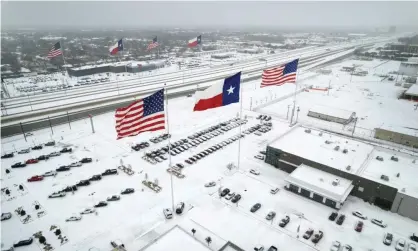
(377, 123, 418, 137)
(360, 148, 418, 199)
(308, 105, 355, 120)
(405, 84, 418, 97)
(269, 126, 374, 175)
(286, 164, 354, 202)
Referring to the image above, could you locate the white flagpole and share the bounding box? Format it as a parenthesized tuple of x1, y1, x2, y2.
(290, 69, 299, 125)
(237, 73, 243, 170)
(165, 85, 175, 212)
(60, 40, 68, 76)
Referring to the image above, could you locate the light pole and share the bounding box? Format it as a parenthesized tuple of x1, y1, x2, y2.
(296, 107, 300, 123)
(286, 105, 290, 120)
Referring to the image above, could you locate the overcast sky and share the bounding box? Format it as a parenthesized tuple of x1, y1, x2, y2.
(2, 1, 418, 30)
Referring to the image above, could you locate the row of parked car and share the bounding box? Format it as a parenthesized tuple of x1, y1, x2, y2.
(66, 188, 135, 222)
(142, 138, 188, 164)
(383, 232, 416, 251)
(10, 147, 73, 168)
(149, 133, 171, 144)
(131, 141, 150, 151)
(256, 115, 272, 121)
(1, 140, 56, 159)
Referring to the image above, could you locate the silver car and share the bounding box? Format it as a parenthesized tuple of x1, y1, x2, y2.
(1, 212, 12, 221)
(266, 211, 276, 220)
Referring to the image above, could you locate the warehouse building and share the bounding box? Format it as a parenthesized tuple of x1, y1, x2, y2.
(307, 105, 356, 125)
(68, 61, 167, 77)
(265, 126, 418, 220)
(374, 124, 418, 148)
(404, 84, 418, 101)
(398, 61, 418, 76)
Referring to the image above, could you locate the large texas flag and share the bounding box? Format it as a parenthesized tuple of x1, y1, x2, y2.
(188, 35, 202, 48)
(109, 39, 124, 55)
(193, 72, 241, 112)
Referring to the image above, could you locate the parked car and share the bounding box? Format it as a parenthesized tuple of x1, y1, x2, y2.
(89, 174, 102, 181)
(336, 214, 345, 225)
(408, 243, 416, 251)
(56, 166, 71, 172)
(107, 195, 120, 201)
(1, 153, 14, 158)
(69, 162, 82, 167)
(371, 218, 387, 228)
(352, 211, 367, 219)
(121, 188, 135, 194)
(384, 232, 393, 246)
(1, 212, 12, 221)
(48, 151, 61, 157)
(355, 221, 364, 232)
(11, 162, 27, 168)
(94, 201, 108, 208)
(231, 194, 241, 203)
(13, 237, 33, 247)
(176, 202, 185, 214)
(62, 185, 77, 193)
(204, 181, 216, 187)
(329, 212, 338, 221)
(49, 191, 66, 198)
(303, 228, 314, 239)
(330, 241, 341, 251)
(250, 203, 262, 213)
(250, 169, 260, 175)
(102, 169, 118, 175)
(60, 147, 72, 153)
(396, 239, 407, 251)
(266, 211, 276, 220)
(267, 246, 277, 251)
(18, 148, 30, 154)
(27, 175, 44, 182)
(42, 170, 57, 177)
(270, 188, 279, 194)
(37, 155, 49, 161)
(80, 208, 96, 214)
(225, 192, 236, 200)
(342, 244, 353, 251)
(312, 230, 324, 244)
(254, 155, 265, 160)
(220, 188, 230, 197)
(32, 145, 43, 150)
(279, 215, 290, 227)
(45, 140, 56, 146)
(26, 158, 39, 164)
(254, 245, 264, 251)
(66, 216, 82, 221)
(411, 234, 418, 243)
(76, 180, 90, 186)
(163, 208, 173, 219)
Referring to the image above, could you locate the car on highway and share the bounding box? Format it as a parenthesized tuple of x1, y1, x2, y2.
(11, 162, 27, 168)
(121, 188, 135, 195)
(107, 195, 120, 201)
(80, 208, 96, 214)
(27, 175, 44, 182)
(66, 216, 82, 222)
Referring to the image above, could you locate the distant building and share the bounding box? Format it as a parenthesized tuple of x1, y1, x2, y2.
(307, 105, 356, 125)
(389, 43, 418, 54)
(398, 61, 418, 76)
(374, 125, 418, 148)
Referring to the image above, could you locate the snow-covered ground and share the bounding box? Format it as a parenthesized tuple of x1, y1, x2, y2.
(2, 56, 418, 251)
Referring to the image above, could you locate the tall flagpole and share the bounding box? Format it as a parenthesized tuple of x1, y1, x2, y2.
(165, 85, 175, 212)
(237, 72, 243, 170)
(60, 40, 68, 76)
(289, 69, 299, 126)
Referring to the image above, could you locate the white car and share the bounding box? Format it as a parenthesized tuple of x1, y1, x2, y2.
(48, 191, 66, 198)
(80, 208, 96, 214)
(396, 239, 406, 251)
(254, 155, 265, 160)
(270, 188, 279, 194)
(352, 211, 367, 219)
(225, 192, 235, 200)
(68, 162, 82, 167)
(250, 169, 260, 175)
(408, 243, 416, 251)
(330, 241, 341, 251)
(48, 152, 61, 157)
(371, 218, 387, 228)
(43, 170, 57, 177)
(342, 245, 352, 251)
(66, 215, 82, 222)
(18, 148, 30, 154)
(163, 208, 173, 219)
(204, 181, 216, 187)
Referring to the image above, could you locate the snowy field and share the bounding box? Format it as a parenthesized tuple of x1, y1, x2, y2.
(2, 57, 418, 251)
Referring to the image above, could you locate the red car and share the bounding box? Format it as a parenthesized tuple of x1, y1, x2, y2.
(355, 221, 363, 232)
(27, 175, 44, 182)
(26, 158, 39, 164)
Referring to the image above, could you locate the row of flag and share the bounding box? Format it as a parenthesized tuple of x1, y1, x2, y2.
(115, 59, 299, 139)
(47, 35, 203, 58)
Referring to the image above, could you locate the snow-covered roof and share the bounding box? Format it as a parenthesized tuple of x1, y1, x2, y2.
(405, 84, 418, 97)
(286, 164, 354, 202)
(360, 148, 418, 199)
(269, 126, 374, 175)
(308, 105, 355, 120)
(377, 123, 418, 137)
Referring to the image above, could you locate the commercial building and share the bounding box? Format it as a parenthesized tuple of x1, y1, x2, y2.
(265, 126, 418, 220)
(307, 105, 356, 125)
(404, 84, 418, 101)
(398, 61, 418, 76)
(374, 125, 418, 148)
(68, 61, 167, 77)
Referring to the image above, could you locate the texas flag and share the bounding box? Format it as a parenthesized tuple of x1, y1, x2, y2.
(109, 39, 123, 55)
(188, 35, 202, 48)
(193, 72, 241, 112)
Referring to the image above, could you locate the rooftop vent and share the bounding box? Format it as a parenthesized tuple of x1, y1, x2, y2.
(305, 129, 311, 133)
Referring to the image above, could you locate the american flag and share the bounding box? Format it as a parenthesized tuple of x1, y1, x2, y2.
(147, 36, 159, 51)
(47, 42, 63, 59)
(115, 89, 165, 139)
(260, 59, 299, 88)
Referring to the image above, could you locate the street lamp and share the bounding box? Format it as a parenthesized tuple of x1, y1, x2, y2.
(296, 107, 300, 123)
(286, 105, 291, 120)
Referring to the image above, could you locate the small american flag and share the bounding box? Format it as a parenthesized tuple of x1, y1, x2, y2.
(47, 42, 63, 59)
(261, 59, 299, 88)
(115, 89, 165, 139)
(147, 36, 159, 51)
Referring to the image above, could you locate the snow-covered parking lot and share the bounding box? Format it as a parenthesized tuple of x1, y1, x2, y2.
(2, 59, 418, 251)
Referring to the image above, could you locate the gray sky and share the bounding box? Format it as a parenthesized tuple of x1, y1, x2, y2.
(2, 1, 418, 29)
